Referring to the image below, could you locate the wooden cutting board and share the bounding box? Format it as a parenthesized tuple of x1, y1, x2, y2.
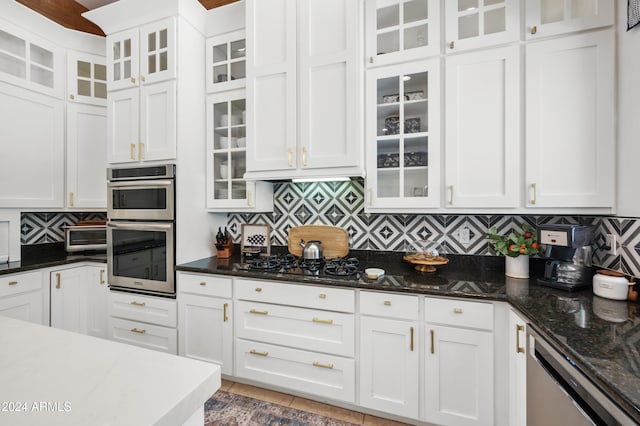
(288, 225, 349, 259)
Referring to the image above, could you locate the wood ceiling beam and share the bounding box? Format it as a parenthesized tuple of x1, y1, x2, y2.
(198, 0, 241, 9)
(17, 0, 106, 36)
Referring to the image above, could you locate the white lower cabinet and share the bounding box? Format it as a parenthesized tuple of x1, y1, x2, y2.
(177, 272, 233, 375)
(0, 271, 44, 325)
(108, 291, 177, 354)
(508, 310, 527, 426)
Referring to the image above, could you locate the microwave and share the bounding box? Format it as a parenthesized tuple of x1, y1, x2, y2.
(65, 225, 107, 252)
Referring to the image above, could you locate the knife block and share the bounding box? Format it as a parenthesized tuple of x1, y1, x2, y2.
(216, 240, 233, 259)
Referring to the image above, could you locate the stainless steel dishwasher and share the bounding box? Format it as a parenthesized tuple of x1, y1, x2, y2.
(527, 327, 636, 426)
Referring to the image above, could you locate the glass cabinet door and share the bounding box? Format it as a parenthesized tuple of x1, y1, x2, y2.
(525, 0, 613, 39)
(140, 17, 176, 85)
(206, 30, 246, 93)
(367, 60, 440, 210)
(67, 52, 107, 106)
(207, 90, 249, 208)
(366, 0, 440, 67)
(107, 27, 138, 91)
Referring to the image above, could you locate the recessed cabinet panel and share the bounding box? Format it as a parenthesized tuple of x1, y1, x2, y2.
(251, 0, 290, 68)
(107, 88, 139, 163)
(140, 80, 176, 162)
(308, 0, 347, 57)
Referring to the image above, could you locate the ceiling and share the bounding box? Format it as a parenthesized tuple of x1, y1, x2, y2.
(16, 0, 241, 36)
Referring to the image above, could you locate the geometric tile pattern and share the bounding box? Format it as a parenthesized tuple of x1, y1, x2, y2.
(21, 212, 107, 244)
(226, 180, 640, 276)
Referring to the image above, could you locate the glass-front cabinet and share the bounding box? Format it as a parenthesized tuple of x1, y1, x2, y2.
(365, 60, 440, 211)
(525, 0, 613, 39)
(365, 0, 440, 67)
(206, 89, 273, 211)
(206, 30, 246, 93)
(67, 51, 107, 106)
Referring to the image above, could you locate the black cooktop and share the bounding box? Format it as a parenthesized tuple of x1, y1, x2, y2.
(240, 254, 362, 279)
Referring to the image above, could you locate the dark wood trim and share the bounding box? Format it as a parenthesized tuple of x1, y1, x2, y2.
(199, 0, 242, 9)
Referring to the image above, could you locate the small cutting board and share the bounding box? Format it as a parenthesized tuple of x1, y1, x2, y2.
(288, 225, 349, 259)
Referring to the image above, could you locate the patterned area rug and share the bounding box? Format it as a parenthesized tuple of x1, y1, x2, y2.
(204, 390, 359, 426)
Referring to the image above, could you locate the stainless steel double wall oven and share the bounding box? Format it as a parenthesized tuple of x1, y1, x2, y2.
(107, 164, 176, 296)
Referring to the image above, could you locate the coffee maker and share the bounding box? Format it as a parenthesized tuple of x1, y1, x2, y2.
(537, 224, 594, 291)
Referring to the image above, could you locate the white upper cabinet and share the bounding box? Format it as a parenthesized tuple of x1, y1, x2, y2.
(365, 0, 440, 66)
(245, 0, 363, 180)
(107, 18, 176, 92)
(365, 59, 440, 212)
(525, 0, 614, 39)
(444, 0, 520, 53)
(525, 30, 614, 208)
(445, 45, 520, 208)
(206, 29, 246, 93)
(67, 51, 107, 106)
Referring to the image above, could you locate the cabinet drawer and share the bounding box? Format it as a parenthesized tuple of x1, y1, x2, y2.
(360, 291, 419, 320)
(109, 317, 177, 354)
(235, 339, 355, 403)
(0, 271, 42, 298)
(177, 272, 232, 298)
(236, 300, 355, 357)
(235, 279, 354, 312)
(425, 298, 493, 331)
(108, 291, 177, 327)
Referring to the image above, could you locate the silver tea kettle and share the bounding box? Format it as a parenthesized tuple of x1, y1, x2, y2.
(299, 239, 323, 260)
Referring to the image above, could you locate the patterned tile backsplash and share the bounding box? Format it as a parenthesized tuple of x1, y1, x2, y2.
(227, 180, 640, 278)
(21, 212, 106, 245)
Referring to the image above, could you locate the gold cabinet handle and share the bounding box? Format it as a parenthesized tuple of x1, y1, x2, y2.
(130, 143, 136, 160)
(55, 273, 61, 289)
(384, 300, 391, 306)
(8, 281, 17, 286)
(516, 324, 525, 354)
(430, 329, 435, 354)
(247, 190, 252, 207)
(312, 361, 334, 369)
(223, 303, 229, 322)
(287, 148, 293, 167)
(302, 147, 307, 166)
(131, 77, 136, 84)
(141, 75, 146, 82)
(449, 41, 455, 49)
(369, 56, 374, 64)
(449, 185, 454, 205)
(131, 301, 146, 307)
(69, 192, 74, 207)
(69, 94, 75, 100)
(531, 25, 537, 35)
(250, 309, 268, 315)
(453, 307, 463, 314)
(99, 269, 105, 285)
(319, 293, 326, 299)
(139, 142, 145, 160)
(131, 328, 146, 334)
(200, 281, 207, 286)
(531, 183, 537, 205)
(410, 326, 414, 351)
(255, 287, 262, 292)
(312, 317, 333, 325)
(250, 349, 268, 356)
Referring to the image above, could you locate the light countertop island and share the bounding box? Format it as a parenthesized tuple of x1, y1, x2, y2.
(0, 316, 220, 425)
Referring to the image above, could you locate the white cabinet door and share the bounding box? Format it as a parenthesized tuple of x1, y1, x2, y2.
(140, 79, 176, 161)
(0, 82, 64, 208)
(0, 271, 44, 325)
(445, 45, 520, 208)
(50, 268, 88, 334)
(139, 18, 176, 86)
(107, 87, 139, 163)
(66, 103, 107, 208)
(359, 316, 419, 419)
(444, 0, 519, 52)
(365, 0, 440, 66)
(86, 266, 109, 339)
(424, 325, 494, 426)
(525, 0, 614, 39)
(107, 27, 139, 92)
(178, 293, 233, 375)
(246, 0, 297, 173)
(508, 310, 527, 426)
(365, 59, 440, 211)
(206, 29, 246, 93)
(67, 51, 107, 106)
(525, 30, 614, 208)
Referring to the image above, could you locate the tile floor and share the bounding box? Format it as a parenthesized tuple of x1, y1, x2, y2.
(220, 379, 409, 426)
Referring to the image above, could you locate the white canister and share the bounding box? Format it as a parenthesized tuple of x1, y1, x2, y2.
(593, 273, 630, 300)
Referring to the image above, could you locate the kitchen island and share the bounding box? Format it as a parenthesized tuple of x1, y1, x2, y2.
(0, 316, 220, 425)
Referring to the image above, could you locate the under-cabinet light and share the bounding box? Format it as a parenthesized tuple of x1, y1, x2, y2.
(292, 177, 350, 183)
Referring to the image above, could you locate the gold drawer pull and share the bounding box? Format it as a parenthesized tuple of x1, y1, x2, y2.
(131, 328, 146, 334)
(130, 143, 136, 160)
(313, 361, 334, 369)
(250, 309, 268, 315)
(223, 303, 229, 322)
(250, 349, 268, 357)
(200, 281, 207, 286)
(516, 324, 525, 354)
(383, 300, 391, 306)
(312, 317, 333, 325)
(99, 269, 105, 285)
(131, 301, 146, 307)
(255, 287, 262, 292)
(55, 273, 61, 289)
(319, 293, 326, 299)
(453, 307, 463, 314)
(410, 326, 414, 351)
(430, 329, 435, 354)
(8, 281, 18, 286)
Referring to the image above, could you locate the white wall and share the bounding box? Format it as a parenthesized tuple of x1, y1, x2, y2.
(204, 0, 244, 37)
(616, 0, 640, 217)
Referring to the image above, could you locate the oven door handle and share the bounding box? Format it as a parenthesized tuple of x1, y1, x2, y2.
(107, 179, 174, 188)
(108, 222, 173, 231)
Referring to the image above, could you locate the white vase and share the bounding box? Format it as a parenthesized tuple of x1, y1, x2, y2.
(505, 255, 529, 279)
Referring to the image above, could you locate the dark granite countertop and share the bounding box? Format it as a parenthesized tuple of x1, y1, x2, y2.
(0, 243, 106, 276)
(177, 249, 640, 423)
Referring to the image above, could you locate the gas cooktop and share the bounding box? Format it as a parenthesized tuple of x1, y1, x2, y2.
(238, 254, 362, 279)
